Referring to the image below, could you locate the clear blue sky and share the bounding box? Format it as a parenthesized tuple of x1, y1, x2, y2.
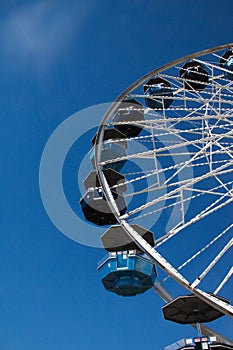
(1, 1, 233, 349)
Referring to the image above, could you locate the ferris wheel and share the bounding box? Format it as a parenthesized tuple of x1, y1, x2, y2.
(80, 43, 233, 340)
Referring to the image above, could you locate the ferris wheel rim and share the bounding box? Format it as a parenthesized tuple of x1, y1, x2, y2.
(94, 43, 233, 319)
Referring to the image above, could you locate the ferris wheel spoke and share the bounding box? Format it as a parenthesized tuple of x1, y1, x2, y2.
(121, 158, 233, 219)
(214, 267, 233, 294)
(194, 57, 233, 81)
(163, 223, 233, 280)
(155, 194, 233, 248)
(215, 140, 233, 160)
(129, 182, 233, 224)
(191, 238, 233, 288)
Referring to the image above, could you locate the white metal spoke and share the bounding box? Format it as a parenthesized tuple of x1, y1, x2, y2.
(121, 159, 233, 219)
(214, 267, 233, 294)
(191, 238, 233, 288)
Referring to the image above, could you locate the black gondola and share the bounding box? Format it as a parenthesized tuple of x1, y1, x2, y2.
(80, 188, 127, 226)
(113, 99, 145, 138)
(220, 50, 233, 80)
(90, 128, 128, 172)
(180, 61, 209, 91)
(144, 77, 173, 109)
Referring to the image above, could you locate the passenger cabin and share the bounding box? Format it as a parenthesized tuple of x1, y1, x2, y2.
(83, 169, 127, 194)
(90, 128, 127, 172)
(80, 171, 127, 226)
(164, 337, 233, 350)
(144, 77, 173, 109)
(98, 225, 156, 296)
(113, 99, 145, 138)
(80, 188, 127, 226)
(101, 224, 154, 252)
(180, 61, 209, 91)
(98, 250, 157, 296)
(220, 50, 233, 80)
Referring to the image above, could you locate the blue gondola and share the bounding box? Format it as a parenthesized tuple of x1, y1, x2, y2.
(113, 99, 145, 138)
(220, 50, 233, 80)
(180, 61, 209, 91)
(144, 77, 173, 109)
(98, 250, 157, 296)
(98, 225, 156, 296)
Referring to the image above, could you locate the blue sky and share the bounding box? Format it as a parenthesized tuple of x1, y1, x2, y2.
(1, 1, 233, 349)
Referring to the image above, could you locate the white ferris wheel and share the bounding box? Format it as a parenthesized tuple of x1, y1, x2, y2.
(81, 43, 233, 341)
